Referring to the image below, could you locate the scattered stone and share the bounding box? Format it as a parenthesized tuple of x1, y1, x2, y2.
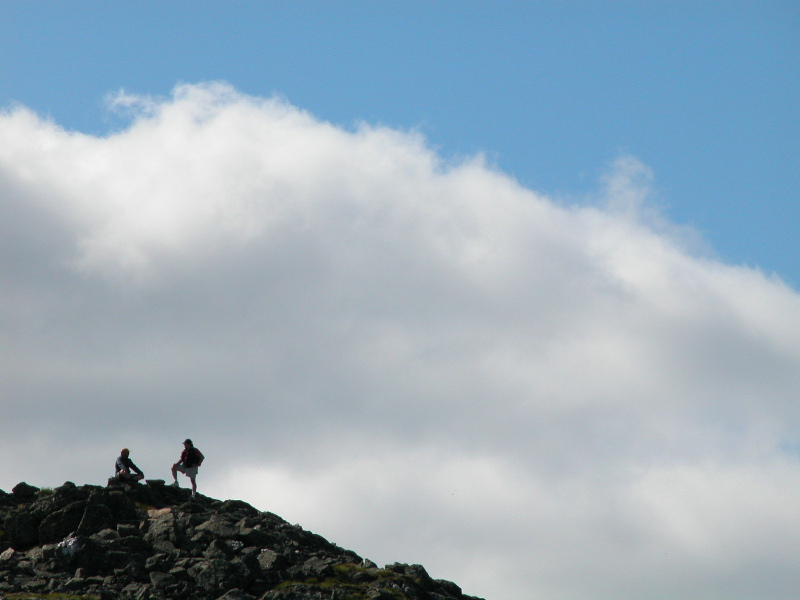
(0, 480, 484, 600)
(216, 588, 256, 600)
(0, 548, 15, 562)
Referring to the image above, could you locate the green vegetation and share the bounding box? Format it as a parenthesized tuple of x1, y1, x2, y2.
(5, 594, 101, 600)
(273, 564, 406, 600)
(273, 582, 370, 600)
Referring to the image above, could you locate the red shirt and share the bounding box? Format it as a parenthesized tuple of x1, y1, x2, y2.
(180, 446, 202, 467)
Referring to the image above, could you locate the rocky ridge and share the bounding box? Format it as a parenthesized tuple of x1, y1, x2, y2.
(0, 480, 484, 600)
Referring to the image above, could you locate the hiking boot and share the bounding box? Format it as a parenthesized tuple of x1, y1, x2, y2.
(169, 481, 179, 487)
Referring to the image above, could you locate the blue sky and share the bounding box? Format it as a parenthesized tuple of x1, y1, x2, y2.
(2, 4, 800, 600)
(2, 2, 798, 284)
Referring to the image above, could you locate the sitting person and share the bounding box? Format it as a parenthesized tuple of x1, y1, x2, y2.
(115, 448, 145, 481)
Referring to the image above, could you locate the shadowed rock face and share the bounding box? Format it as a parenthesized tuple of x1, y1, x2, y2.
(0, 481, 484, 600)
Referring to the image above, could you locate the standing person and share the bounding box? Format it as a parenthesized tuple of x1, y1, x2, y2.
(170, 438, 204, 496)
(115, 448, 145, 481)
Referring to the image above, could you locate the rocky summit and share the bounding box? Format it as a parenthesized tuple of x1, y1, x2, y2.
(0, 480, 484, 600)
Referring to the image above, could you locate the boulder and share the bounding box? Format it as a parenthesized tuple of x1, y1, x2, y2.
(3, 509, 40, 548)
(0, 547, 16, 562)
(38, 500, 86, 544)
(11, 482, 40, 501)
(150, 570, 177, 589)
(195, 514, 239, 539)
(188, 557, 251, 595)
(144, 508, 179, 544)
(77, 503, 114, 537)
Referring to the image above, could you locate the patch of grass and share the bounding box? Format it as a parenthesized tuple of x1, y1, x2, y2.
(273, 580, 318, 591)
(332, 563, 403, 583)
(6, 594, 100, 600)
(273, 567, 405, 600)
(272, 582, 369, 600)
(333, 563, 368, 575)
(38, 488, 54, 496)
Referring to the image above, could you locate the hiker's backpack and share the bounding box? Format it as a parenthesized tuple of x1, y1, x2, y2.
(192, 447, 205, 466)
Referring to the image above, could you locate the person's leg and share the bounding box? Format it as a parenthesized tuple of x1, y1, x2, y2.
(189, 474, 197, 495)
(171, 463, 182, 486)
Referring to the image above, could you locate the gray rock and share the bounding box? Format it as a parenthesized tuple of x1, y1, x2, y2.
(117, 523, 140, 537)
(135, 584, 152, 600)
(150, 570, 176, 589)
(302, 555, 335, 578)
(196, 514, 239, 539)
(257, 548, 279, 571)
(188, 557, 250, 594)
(215, 588, 255, 600)
(151, 540, 177, 554)
(237, 526, 274, 547)
(11, 482, 40, 501)
(93, 528, 121, 541)
(204, 538, 235, 560)
(38, 501, 85, 544)
(3, 509, 40, 548)
(77, 503, 114, 537)
(144, 508, 178, 544)
(145, 552, 174, 572)
(0, 548, 16, 562)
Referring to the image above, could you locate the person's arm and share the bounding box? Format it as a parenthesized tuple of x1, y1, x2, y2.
(129, 460, 143, 476)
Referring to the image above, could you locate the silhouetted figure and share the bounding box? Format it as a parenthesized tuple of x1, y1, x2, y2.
(170, 438, 204, 496)
(115, 448, 144, 481)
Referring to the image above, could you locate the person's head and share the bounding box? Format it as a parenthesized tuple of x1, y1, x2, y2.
(121, 448, 130, 457)
(183, 438, 193, 447)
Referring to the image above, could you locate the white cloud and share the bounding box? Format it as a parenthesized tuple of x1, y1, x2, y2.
(2, 82, 800, 600)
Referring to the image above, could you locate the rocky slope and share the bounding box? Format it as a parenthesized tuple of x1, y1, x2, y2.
(0, 480, 484, 600)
